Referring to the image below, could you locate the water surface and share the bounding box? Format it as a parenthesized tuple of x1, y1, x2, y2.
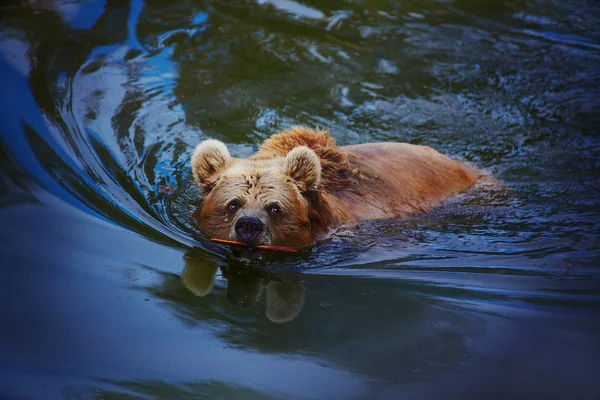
(1, 0, 599, 398)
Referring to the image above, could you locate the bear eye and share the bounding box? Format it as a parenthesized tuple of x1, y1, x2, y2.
(227, 199, 242, 213)
(267, 202, 281, 216)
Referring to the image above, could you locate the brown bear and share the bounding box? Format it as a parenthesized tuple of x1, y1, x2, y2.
(192, 126, 477, 249)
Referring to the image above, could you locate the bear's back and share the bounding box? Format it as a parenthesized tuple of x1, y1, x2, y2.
(327, 142, 477, 222)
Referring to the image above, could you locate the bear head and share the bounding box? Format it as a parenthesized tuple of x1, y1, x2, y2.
(191, 139, 321, 248)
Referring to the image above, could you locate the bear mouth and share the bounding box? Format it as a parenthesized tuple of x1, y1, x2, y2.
(211, 237, 297, 253)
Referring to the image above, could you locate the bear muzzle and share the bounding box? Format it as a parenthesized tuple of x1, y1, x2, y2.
(234, 216, 267, 245)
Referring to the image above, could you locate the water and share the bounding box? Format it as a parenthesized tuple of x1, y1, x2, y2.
(1, 0, 599, 398)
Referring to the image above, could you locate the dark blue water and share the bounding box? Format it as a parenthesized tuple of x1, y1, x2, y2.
(1, 0, 599, 398)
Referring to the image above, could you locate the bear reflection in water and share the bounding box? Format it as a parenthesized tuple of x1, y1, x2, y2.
(182, 250, 306, 324)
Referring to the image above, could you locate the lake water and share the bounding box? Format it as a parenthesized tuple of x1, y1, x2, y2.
(1, 0, 599, 398)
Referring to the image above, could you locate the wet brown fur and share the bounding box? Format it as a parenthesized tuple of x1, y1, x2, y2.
(193, 126, 477, 248)
(251, 126, 352, 192)
(197, 162, 314, 248)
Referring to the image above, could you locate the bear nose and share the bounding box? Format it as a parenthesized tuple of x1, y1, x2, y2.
(235, 216, 264, 243)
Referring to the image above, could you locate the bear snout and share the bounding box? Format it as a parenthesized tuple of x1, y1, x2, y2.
(235, 216, 264, 244)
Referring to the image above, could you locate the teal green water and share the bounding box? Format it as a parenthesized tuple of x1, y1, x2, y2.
(1, 0, 599, 398)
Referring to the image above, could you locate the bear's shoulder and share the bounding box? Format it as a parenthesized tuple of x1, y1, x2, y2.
(250, 126, 353, 192)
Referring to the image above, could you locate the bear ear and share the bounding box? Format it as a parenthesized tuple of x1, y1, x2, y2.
(191, 139, 231, 194)
(283, 146, 321, 192)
